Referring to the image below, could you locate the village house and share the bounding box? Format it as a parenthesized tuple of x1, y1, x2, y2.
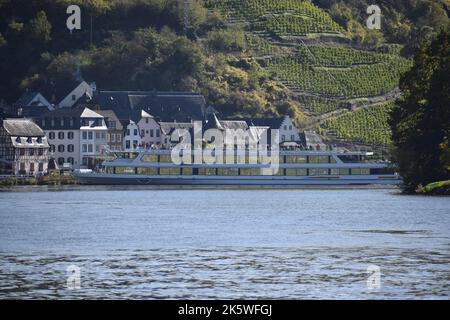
(35, 108, 83, 168)
(0, 118, 49, 176)
(138, 110, 164, 148)
(96, 110, 124, 152)
(124, 120, 141, 151)
(58, 81, 95, 109)
(248, 115, 301, 144)
(79, 108, 108, 168)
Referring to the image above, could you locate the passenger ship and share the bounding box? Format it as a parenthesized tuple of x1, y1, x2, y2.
(73, 148, 401, 186)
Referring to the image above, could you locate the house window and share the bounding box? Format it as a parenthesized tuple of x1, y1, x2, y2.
(38, 163, 44, 172)
(156, 129, 160, 138)
(58, 132, 65, 140)
(141, 130, 145, 137)
(20, 162, 25, 172)
(284, 125, 287, 130)
(281, 135, 286, 142)
(289, 125, 292, 130)
(88, 132, 93, 140)
(127, 129, 130, 136)
(50, 145, 56, 153)
(19, 149, 25, 156)
(107, 133, 110, 142)
(150, 129, 154, 137)
(117, 134, 122, 142)
(58, 145, 65, 152)
(29, 148, 35, 156)
(82, 132, 87, 140)
(67, 157, 74, 165)
(133, 140, 138, 148)
(101, 133, 106, 140)
(38, 149, 44, 156)
(82, 144, 87, 153)
(68, 132, 74, 140)
(30, 163, 35, 172)
(68, 144, 74, 153)
(126, 140, 130, 149)
(134, 129, 138, 136)
(58, 157, 65, 165)
(146, 118, 149, 124)
(291, 135, 295, 141)
(111, 134, 115, 143)
(49, 132, 55, 140)
(88, 144, 93, 152)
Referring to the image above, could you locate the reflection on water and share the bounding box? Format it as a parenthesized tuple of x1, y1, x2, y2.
(0, 247, 449, 299)
(0, 187, 449, 299)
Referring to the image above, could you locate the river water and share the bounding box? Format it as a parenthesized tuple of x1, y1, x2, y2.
(0, 186, 448, 299)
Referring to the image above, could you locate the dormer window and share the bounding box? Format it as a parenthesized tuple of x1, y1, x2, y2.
(27, 137, 32, 144)
(16, 137, 21, 143)
(37, 137, 42, 144)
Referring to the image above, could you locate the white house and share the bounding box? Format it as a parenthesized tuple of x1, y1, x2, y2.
(124, 120, 141, 151)
(35, 108, 84, 169)
(250, 115, 300, 143)
(79, 108, 108, 168)
(59, 81, 95, 108)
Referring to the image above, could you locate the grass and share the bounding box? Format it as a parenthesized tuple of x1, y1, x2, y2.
(417, 180, 450, 195)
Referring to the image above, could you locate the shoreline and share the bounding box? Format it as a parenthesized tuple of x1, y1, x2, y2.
(0, 184, 401, 192)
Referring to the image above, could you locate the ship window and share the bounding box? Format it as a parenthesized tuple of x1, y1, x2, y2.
(308, 156, 329, 163)
(182, 168, 193, 175)
(159, 155, 172, 163)
(115, 167, 135, 174)
(137, 167, 158, 175)
(159, 168, 180, 175)
(217, 168, 239, 176)
(142, 155, 158, 162)
(309, 168, 329, 176)
(286, 156, 307, 163)
(285, 168, 307, 176)
(239, 168, 260, 176)
(199, 168, 216, 176)
(330, 168, 339, 175)
(351, 168, 370, 175)
(339, 168, 350, 175)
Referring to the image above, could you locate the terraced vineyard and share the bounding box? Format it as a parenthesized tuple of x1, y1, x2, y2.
(317, 103, 393, 145)
(206, 0, 413, 146)
(206, 0, 343, 36)
(266, 42, 412, 99)
(296, 95, 345, 114)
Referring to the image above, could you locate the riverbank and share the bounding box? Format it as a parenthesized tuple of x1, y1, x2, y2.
(417, 180, 450, 196)
(0, 175, 78, 186)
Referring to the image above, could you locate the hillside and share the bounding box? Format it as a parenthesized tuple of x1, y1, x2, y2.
(0, 0, 448, 148)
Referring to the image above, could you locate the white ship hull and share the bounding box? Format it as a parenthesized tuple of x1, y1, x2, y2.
(74, 172, 401, 186)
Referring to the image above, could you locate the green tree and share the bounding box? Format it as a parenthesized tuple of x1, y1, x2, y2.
(29, 11, 52, 42)
(389, 25, 450, 192)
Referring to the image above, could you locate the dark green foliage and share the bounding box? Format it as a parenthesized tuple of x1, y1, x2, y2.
(389, 26, 450, 192)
